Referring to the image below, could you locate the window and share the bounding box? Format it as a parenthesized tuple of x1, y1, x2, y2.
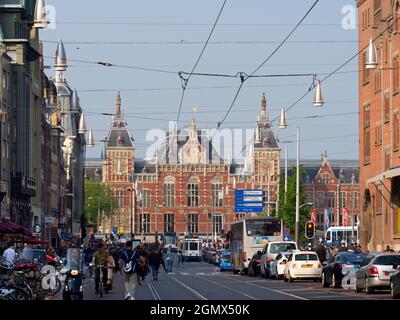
(394, 112, 400, 151)
(384, 93, 390, 123)
(340, 192, 347, 208)
(395, 3, 400, 33)
(163, 176, 175, 207)
(164, 213, 174, 232)
(139, 214, 150, 233)
(187, 214, 199, 234)
(322, 173, 329, 184)
(385, 148, 390, 171)
(394, 55, 400, 95)
(212, 214, 223, 235)
(187, 176, 199, 207)
(316, 192, 324, 207)
(141, 189, 150, 208)
(374, 68, 381, 94)
(211, 178, 223, 207)
(375, 122, 382, 146)
(116, 189, 124, 207)
(363, 51, 370, 84)
(327, 192, 335, 208)
(363, 104, 371, 164)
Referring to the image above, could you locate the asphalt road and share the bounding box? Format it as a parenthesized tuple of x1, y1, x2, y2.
(82, 262, 393, 300)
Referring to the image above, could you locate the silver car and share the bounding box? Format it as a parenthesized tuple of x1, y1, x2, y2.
(355, 253, 400, 294)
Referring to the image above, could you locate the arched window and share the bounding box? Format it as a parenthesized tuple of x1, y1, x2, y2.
(187, 176, 200, 207)
(163, 176, 176, 207)
(211, 176, 223, 207)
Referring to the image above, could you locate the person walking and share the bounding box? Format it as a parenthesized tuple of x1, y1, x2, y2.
(165, 248, 173, 272)
(2, 242, 16, 267)
(148, 248, 160, 281)
(119, 240, 140, 300)
(316, 244, 327, 263)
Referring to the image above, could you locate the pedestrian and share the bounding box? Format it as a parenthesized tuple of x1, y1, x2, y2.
(2, 242, 16, 267)
(107, 253, 115, 291)
(384, 245, 394, 252)
(165, 248, 173, 272)
(119, 240, 140, 300)
(149, 248, 160, 281)
(159, 248, 167, 273)
(316, 244, 327, 263)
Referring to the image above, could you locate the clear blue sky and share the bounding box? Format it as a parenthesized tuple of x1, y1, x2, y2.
(43, 0, 359, 161)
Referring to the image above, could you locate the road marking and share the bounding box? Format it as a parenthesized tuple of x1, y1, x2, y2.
(169, 275, 208, 300)
(196, 275, 258, 300)
(145, 278, 161, 300)
(214, 274, 309, 300)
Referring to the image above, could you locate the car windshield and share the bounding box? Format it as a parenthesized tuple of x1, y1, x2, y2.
(295, 254, 318, 261)
(221, 254, 231, 259)
(189, 243, 198, 250)
(373, 255, 400, 265)
(270, 243, 297, 254)
(340, 253, 368, 264)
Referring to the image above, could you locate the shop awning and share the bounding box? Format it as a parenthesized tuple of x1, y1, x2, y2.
(0, 220, 32, 236)
(366, 166, 400, 187)
(16, 237, 48, 244)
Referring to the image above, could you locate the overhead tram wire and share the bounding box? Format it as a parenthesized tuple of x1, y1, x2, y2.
(272, 13, 400, 124)
(208, 0, 321, 144)
(175, 0, 227, 124)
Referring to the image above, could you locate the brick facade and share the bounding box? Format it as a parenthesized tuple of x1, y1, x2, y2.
(357, 0, 400, 251)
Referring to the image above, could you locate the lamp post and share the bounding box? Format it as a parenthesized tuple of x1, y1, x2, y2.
(278, 76, 324, 246)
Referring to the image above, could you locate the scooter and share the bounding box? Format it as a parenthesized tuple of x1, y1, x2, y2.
(62, 267, 83, 300)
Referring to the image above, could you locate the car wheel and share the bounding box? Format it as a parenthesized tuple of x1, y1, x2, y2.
(288, 272, 294, 283)
(284, 274, 288, 282)
(391, 281, 400, 299)
(322, 273, 330, 288)
(355, 278, 362, 293)
(365, 278, 374, 294)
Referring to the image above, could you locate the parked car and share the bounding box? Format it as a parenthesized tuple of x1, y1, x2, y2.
(355, 253, 400, 294)
(248, 251, 263, 277)
(260, 241, 298, 278)
(270, 252, 294, 280)
(322, 252, 368, 288)
(283, 251, 322, 282)
(219, 252, 232, 271)
(390, 264, 400, 299)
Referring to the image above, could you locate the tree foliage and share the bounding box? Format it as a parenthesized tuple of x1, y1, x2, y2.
(276, 166, 311, 245)
(84, 180, 118, 224)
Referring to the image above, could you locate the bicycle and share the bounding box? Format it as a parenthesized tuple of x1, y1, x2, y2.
(94, 265, 108, 298)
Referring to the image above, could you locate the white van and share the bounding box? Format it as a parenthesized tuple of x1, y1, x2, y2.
(260, 241, 298, 278)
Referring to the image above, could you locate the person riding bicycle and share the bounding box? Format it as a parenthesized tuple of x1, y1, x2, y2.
(92, 243, 109, 295)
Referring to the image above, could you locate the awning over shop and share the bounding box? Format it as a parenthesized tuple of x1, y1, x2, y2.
(366, 166, 400, 187)
(0, 219, 32, 236)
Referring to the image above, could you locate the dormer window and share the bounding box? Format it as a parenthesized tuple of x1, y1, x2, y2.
(117, 135, 124, 146)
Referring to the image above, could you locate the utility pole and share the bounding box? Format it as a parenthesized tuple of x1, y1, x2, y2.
(295, 127, 300, 246)
(285, 145, 288, 201)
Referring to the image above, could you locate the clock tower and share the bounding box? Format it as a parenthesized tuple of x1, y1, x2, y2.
(253, 94, 280, 215)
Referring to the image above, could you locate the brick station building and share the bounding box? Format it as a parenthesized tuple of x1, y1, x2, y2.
(86, 93, 281, 241)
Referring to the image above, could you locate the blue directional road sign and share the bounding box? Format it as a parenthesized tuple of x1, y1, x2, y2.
(235, 189, 264, 213)
(112, 227, 118, 235)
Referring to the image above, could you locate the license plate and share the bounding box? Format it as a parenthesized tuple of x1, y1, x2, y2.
(302, 265, 313, 268)
(384, 271, 394, 276)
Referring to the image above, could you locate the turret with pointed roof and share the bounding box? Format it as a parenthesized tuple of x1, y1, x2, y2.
(254, 93, 279, 150)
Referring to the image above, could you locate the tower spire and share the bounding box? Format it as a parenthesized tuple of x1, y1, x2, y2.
(258, 92, 269, 123)
(116, 91, 121, 117)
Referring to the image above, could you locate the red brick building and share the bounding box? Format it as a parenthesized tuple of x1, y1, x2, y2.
(91, 93, 281, 241)
(357, 0, 400, 251)
(302, 153, 360, 233)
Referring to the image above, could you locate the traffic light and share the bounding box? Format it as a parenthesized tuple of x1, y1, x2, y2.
(305, 221, 315, 239)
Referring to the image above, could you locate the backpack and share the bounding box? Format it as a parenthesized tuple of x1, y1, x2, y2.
(123, 250, 137, 274)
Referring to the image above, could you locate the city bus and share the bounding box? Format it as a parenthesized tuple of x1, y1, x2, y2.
(182, 237, 202, 262)
(230, 217, 283, 274)
(324, 226, 359, 247)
